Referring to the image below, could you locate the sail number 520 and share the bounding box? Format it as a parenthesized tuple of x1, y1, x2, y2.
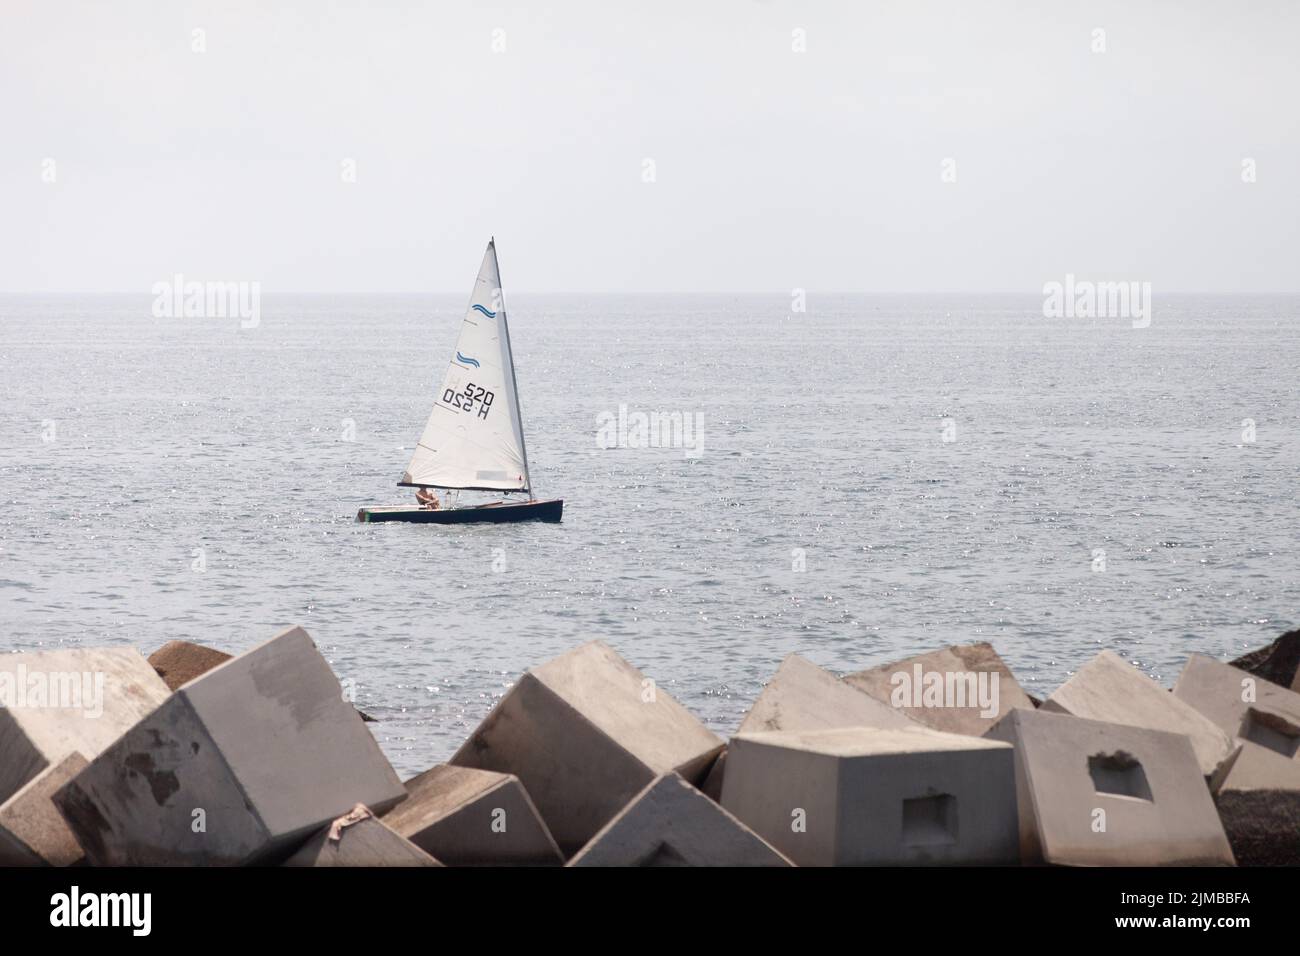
(443, 383, 495, 420)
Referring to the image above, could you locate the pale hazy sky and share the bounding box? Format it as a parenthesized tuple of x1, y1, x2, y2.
(3, 1, 1297, 292)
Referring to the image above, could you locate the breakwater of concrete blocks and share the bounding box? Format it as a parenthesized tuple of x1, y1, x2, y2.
(1, 626, 1298, 867)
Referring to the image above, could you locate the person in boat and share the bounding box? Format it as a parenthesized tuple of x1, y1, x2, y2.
(415, 487, 440, 510)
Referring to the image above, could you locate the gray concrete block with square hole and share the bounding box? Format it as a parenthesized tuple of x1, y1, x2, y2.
(985, 708, 1235, 866)
(1172, 654, 1300, 864)
(719, 725, 1018, 866)
(1042, 650, 1239, 783)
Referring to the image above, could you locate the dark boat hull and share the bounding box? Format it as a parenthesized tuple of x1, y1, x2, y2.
(357, 498, 563, 524)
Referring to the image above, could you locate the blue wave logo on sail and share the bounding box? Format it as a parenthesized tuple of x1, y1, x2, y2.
(455, 352, 481, 368)
(471, 304, 497, 318)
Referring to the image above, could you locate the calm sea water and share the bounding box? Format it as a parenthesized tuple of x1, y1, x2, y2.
(1, 294, 1296, 778)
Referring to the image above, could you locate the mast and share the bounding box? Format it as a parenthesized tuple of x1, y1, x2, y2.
(493, 237, 534, 498)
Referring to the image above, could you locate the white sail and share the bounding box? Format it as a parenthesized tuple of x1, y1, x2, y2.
(401, 240, 531, 492)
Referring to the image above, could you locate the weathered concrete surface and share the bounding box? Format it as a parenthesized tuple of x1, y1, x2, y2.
(383, 764, 562, 866)
(1172, 655, 1300, 791)
(148, 638, 377, 721)
(284, 804, 441, 867)
(1229, 629, 1300, 693)
(0, 752, 87, 866)
(718, 652, 920, 815)
(54, 625, 406, 865)
(450, 641, 723, 855)
(147, 640, 233, 691)
(1173, 654, 1300, 864)
(569, 772, 792, 866)
(1042, 650, 1238, 781)
(720, 725, 1018, 866)
(986, 709, 1235, 866)
(0, 647, 171, 804)
(738, 654, 921, 735)
(1174, 653, 1300, 745)
(843, 642, 1033, 737)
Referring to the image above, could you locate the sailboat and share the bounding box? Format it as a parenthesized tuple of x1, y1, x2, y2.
(357, 239, 563, 524)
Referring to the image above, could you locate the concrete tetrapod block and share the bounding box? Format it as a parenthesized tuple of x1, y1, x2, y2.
(985, 709, 1235, 866)
(149, 639, 378, 722)
(382, 764, 563, 866)
(450, 640, 724, 856)
(1042, 650, 1238, 782)
(0, 752, 88, 866)
(569, 772, 793, 867)
(53, 625, 406, 865)
(720, 725, 1018, 866)
(738, 654, 922, 735)
(704, 655, 924, 805)
(1172, 654, 1300, 753)
(0, 647, 172, 804)
(147, 640, 233, 691)
(285, 804, 442, 867)
(843, 642, 1034, 737)
(1172, 654, 1300, 864)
